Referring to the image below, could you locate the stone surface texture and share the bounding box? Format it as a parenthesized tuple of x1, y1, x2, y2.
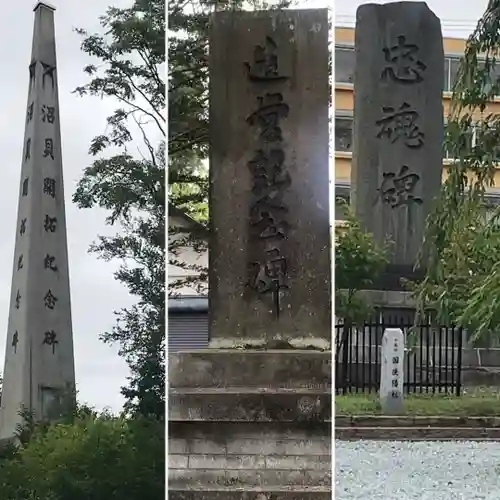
(336, 440, 500, 499)
(351, 2, 444, 271)
(209, 9, 330, 347)
(0, 3, 75, 440)
(169, 350, 331, 497)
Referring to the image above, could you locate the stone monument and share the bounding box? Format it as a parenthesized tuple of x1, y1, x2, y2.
(209, 9, 330, 349)
(169, 9, 331, 499)
(380, 328, 404, 414)
(0, 2, 75, 441)
(351, 1, 444, 290)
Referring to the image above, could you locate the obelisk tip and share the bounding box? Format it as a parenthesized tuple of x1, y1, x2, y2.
(33, 2, 56, 12)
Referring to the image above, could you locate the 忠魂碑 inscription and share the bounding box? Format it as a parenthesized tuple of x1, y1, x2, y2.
(378, 165, 422, 208)
(381, 35, 426, 84)
(376, 102, 424, 148)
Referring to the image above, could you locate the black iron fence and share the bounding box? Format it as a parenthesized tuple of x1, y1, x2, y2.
(335, 315, 463, 396)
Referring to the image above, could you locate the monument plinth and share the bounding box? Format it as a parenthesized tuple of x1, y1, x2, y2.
(0, 4, 75, 440)
(351, 1, 444, 290)
(169, 9, 331, 498)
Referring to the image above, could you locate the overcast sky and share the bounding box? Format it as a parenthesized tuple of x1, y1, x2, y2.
(0, 0, 145, 413)
(333, 0, 489, 38)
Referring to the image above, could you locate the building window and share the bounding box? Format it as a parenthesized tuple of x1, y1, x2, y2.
(335, 47, 355, 84)
(448, 57, 460, 92)
(335, 116, 353, 152)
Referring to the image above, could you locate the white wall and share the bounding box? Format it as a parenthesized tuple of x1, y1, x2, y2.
(168, 215, 208, 296)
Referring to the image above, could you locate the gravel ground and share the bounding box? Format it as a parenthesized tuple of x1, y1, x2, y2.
(335, 440, 500, 500)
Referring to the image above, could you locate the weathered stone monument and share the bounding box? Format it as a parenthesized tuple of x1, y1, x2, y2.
(351, 1, 444, 290)
(209, 9, 330, 349)
(0, 3, 75, 441)
(169, 9, 331, 499)
(380, 328, 404, 414)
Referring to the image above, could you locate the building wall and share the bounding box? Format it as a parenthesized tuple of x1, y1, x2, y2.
(168, 215, 208, 296)
(334, 26, 500, 219)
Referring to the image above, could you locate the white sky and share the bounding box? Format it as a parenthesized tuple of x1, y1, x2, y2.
(333, 0, 489, 39)
(295, 0, 490, 39)
(0, 0, 146, 413)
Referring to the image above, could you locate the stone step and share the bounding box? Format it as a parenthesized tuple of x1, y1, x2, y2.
(169, 468, 332, 489)
(169, 350, 331, 390)
(336, 426, 500, 440)
(336, 416, 500, 427)
(170, 390, 331, 422)
(168, 489, 332, 500)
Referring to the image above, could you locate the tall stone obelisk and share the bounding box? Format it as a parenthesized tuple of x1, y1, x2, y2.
(0, 2, 75, 440)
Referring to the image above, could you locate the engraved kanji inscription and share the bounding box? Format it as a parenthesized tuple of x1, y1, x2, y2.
(376, 102, 425, 148)
(24, 138, 31, 161)
(41, 62, 55, 89)
(392, 356, 400, 364)
(44, 215, 57, 232)
(27, 102, 34, 123)
(44, 289, 57, 310)
(29, 62, 36, 83)
(248, 148, 291, 217)
(17, 254, 23, 271)
(12, 331, 18, 353)
(249, 247, 288, 294)
(392, 379, 399, 388)
(44, 254, 58, 272)
(22, 178, 29, 197)
(246, 93, 289, 142)
(382, 35, 427, 84)
(41, 105, 55, 124)
(378, 165, 423, 208)
(43, 177, 56, 198)
(43, 138, 54, 159)
(20, 218, 27, 235)
(392, 368, 399, 376)
(245, 36, 288, 82)
(42, 330, 58, 354)
(391, 391, 399, 398)
(15, 290, 21, 309)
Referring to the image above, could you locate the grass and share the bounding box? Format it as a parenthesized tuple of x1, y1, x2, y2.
(335, 387, 500, 416)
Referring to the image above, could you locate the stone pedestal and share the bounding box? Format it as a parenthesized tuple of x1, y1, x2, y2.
(168, 350, 331, 499)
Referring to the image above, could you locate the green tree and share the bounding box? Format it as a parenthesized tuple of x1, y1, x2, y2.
(168, 0, 295, 295)
(335, 203, 387, 387)
(0, 414, 164, 500)
(73, 0, 165, 418)
(412, 0, 500, 342)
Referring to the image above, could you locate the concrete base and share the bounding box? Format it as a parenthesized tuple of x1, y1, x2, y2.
(169, 350, 331, 497)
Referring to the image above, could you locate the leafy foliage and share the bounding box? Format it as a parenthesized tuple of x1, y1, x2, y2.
(335, 201, 388, 323)
(412, 0, 500, 340)
(73, 0, 165, 417)
(0, 412, 164, 500)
